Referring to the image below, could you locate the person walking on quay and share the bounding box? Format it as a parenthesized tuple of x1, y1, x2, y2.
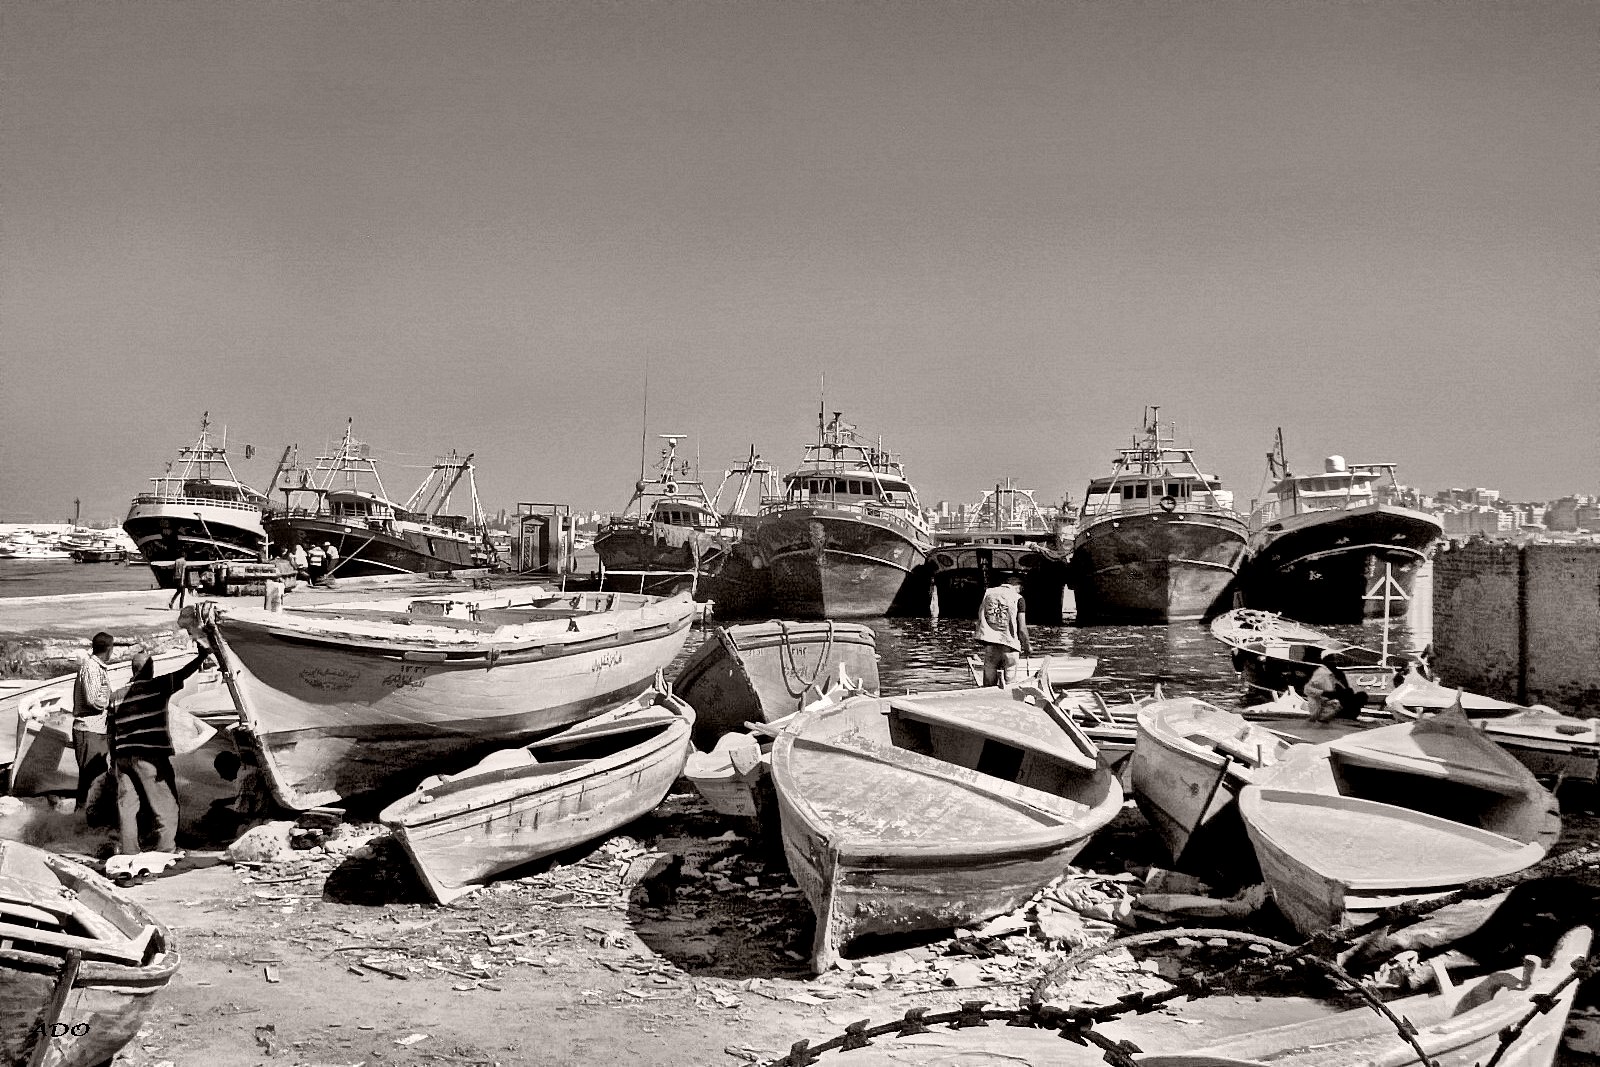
(290, 542, 309, 581)
(306, 541, 326, 582)
(108, 647, 210, 855)
(322, 540, 339, 578)
(71, 631, 115, 816)
(975, 572, 1031, 687)
(167, 554, 188, 609)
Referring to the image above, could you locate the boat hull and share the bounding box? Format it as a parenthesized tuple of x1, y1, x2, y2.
(927, 542, 1071, 624)
(264, 516, 479, 578)
(674, 621, 880, 749)
(382, 694, 692, 903)
(206, 593, 695, 809)
(0, 844, 179, 1067)
(124, 503, 266, 588)
(1069, 512, 1246, 624)
(1243, 504, 1441, 622)
(751, 507, 930, 620)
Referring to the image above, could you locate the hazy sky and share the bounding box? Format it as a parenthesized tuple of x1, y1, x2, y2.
(3, 1, 1594, 524)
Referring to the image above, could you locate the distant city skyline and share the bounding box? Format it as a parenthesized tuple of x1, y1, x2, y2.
(3, 2, 1595, 524)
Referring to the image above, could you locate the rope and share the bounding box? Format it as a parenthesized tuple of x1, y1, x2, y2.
(777, 620, 836, 698)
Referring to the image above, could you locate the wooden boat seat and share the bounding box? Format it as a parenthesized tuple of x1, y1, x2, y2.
(1210, 734, 1273, 768)
(1327, 736, 1528, 796)
(795, 731, 1075, 822)
(886, 694, 1096, 773)
(1246, 788, 1544, 889)
(0, 916, 157, 965)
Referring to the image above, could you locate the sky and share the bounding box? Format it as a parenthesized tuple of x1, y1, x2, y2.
(2, 1, 1595, 525)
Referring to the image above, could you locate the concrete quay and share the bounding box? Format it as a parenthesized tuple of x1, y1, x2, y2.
(0, 570, 502, 678)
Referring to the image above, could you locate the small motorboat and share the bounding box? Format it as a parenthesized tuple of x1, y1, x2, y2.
(1386, 669, 1599, 786)
(673, 620, 881, 750)
(1130, 697, 1299, 870)
(1210, 608, 1405, 703)
(380, 681, 693, 904)
(1239, 705, 1561, 939)
(0, 839, 179, 1067)
(771, 682, 1122, 972)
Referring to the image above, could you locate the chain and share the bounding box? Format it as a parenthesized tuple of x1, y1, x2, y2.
(765, 843, 1600, 1067)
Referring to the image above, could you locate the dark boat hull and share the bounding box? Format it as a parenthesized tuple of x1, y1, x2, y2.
(751, 507, 930, 620)
(265, 517, 478, 578)
(593, 522, 731, 597)
(927, 541, 1071, 624)
(1069, 512, 1247, 624)
(124, 512, 266, 589)
(1242, 505, 1441, 623)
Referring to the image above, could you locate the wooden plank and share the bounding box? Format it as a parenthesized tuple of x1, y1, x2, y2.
(887, 695, 1096, 771)
(0, 917, 155, 965)
(26, 950, 81, 1067)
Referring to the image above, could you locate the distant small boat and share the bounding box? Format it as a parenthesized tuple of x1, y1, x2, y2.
(1239, 705, 1561, 939)
(1139, 926, 1591, 1067)
(1386, 670, 1600, 785)
(963, 654, 1097, 690)
(1210, 607, 1405, 702)
(771, 683, 1122, 972)
(1130, 697, 1299, 870)
(0, 840, 179, 1067)
(674, 620, 881, 750)
(380, 684, 693, 904)
(191, 585, 694, 810)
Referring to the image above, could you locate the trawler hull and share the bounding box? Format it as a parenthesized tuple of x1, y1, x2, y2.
(593, 522, 733, 593)
(1241, 504, 1440, 622)
(927, 541, 1070, 623)
(266, 516, 479, 578)
(1069, 512, 1247, 624)
(124, 505, 267, 588)
(753, 507, 930, 619)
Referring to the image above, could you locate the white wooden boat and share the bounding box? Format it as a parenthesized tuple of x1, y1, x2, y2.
(1130, 698, 1299, 869)
(188, 585, 694, 810)
(0, 840, 178, 1067)
(1140, 925, 1592, 1067)
(964, 654, 1097, 689)
(771, 683, 1122, 972)
(674, 620, 880, 750)
(1386, 669, 1599, 785)
(379, 683, 693, 904)
(1239, 705, 1561, 938)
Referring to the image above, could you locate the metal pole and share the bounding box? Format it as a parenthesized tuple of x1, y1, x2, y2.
(1380, 561, 1393, 665)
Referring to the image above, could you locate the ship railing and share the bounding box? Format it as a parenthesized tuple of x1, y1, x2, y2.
(1079, 499, 1243, 525)
(129, 492, 262, 514)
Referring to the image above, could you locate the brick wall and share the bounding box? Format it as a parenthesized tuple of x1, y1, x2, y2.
(1432, 539, 1600, 713)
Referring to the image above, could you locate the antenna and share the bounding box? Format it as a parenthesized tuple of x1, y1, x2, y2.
(638, 357, 650, 489)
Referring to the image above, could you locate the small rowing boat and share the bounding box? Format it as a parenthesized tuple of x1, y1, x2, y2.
(1140, 925, 1592, 1067)
(189, 585, 694, 809)
(674, 620, 880, 750)
(1130, 698, 1299, 871)
(0, 839, 179, 1067)
(380, 682, 693, 904)
(963, 654, 1097, 689)
(1239, 705, 1561, 939)
(771, 682, 1122, 972)
(1386, 669, 1599, 785)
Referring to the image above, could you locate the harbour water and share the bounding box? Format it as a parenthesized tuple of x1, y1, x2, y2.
(0, 558, 157, 598)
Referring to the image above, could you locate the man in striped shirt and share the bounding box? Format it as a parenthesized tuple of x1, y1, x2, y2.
(108, 647, 210, 855)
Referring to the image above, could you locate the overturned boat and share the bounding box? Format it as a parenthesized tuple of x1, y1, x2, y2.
(1239, 705, 1561, 939)
(0, 840, 179, 1067)
(189, 586, 695, 810)
(380, 683, 693, 904)
(771, 683, 1122, 972)
(1210, 607, 1405, 702)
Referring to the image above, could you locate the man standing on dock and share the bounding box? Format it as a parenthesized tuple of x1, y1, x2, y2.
(108, 647, 210, 855)
(71, 631, 115, 816)
(975, 572, 1031, 686)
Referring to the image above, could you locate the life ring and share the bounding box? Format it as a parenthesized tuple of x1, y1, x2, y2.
(1159, 496, 1178, 513)
(663, 482, 678, 496)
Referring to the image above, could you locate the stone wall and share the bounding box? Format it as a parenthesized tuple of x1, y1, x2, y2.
(1432, 539, 1600, 713)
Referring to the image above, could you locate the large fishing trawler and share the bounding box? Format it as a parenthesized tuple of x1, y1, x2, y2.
(1239, 430, 1441, 622)
(594, 435, 735, 592)
(746, 411, 934, 619)
(1068, 408, 1247, 624)
(123, 412, 270, 587)
(927, 479, 1072, 622)
(265, 421, 496, 577)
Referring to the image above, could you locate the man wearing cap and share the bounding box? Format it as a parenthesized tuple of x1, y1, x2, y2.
(107, 647, 210, 855)
(71, 631, 115, 814)
(974, 572, 1032, 687)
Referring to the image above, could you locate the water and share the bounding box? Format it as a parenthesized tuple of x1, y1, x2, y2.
(674, 614, 1431, 713)
(0, 559, 158, 599)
